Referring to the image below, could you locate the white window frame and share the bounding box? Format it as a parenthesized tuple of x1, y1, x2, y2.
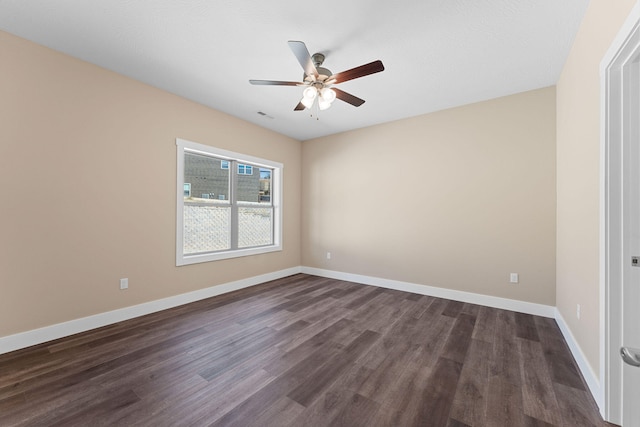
(176, 138, 283, 266)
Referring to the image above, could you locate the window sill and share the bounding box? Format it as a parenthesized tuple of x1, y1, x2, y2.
(176, 244, 282, 266)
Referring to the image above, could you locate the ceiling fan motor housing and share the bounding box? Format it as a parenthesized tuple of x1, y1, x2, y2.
(316, 67, 332, 78)
(309, 53, 332, 80)
(304, 67, 332, 83)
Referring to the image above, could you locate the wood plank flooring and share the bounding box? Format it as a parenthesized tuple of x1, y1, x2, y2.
(0, 274, 613, 426)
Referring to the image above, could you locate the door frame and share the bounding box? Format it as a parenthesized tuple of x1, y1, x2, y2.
(601, 1, 640, 423)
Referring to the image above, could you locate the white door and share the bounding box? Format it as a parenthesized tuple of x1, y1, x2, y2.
(603, 3, 640, 424)
(621, 50, 640, 427)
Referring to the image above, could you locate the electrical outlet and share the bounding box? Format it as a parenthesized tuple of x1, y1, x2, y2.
(120, 278, 129, 290)
(509, 273, 519, 284)
(326, 252, 331, 260)
(576, 304, 581, 320)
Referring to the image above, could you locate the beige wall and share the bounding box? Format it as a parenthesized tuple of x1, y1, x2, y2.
(0, 31, 302, 337)
(556, 0, 637, 379)
(302, 87, 557, 306)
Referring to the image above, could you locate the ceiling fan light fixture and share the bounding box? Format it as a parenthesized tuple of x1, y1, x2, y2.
(303, 86, 317, 100)
(301, 96, 315, 109)
(320, 87, 336, 103)
(318, 98, 332, 111)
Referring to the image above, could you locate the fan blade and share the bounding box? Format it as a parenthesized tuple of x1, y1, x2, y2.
(329, 60, 385, 84)
(249, 80, 302, 86)
(294, 101, 306, 111)
(333, 88, 365, 107)
(288, 41, 319, 78)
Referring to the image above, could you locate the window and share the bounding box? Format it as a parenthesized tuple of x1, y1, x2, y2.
(222, 161, 252, 175)
(176, 138, 282, 265)
(238, 164, 253, 175)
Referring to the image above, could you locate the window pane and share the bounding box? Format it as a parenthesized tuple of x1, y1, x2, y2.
(183, 204, 231, 254)
(184, 152, 229, 202)
(259, 168, 271, 203)
(237, 166, 272, 203)
(237, 164, 264, 203)
(238, 207, 273, 248)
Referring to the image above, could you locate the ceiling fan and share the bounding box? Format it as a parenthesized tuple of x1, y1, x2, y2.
(249, 41, 385, 112)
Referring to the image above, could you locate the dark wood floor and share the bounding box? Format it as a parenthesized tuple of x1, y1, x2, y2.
(0, 274, 611, 426)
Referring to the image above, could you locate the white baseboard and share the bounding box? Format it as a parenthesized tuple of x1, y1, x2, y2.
(301, 266, 556, 318)
(554, 308, 603, 413)
(0, 266, 302, 355)
(0, 264, 602, 419)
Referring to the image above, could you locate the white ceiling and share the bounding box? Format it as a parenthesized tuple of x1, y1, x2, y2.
(0, 0, 589, 141)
